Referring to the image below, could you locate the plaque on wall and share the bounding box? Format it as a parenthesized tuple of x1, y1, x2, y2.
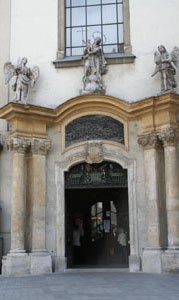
(65, 115, 124, 147)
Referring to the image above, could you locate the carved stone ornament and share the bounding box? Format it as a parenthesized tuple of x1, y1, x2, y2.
(159, 128, 179, 147)
(30, 138, 51, 155)
(6, 137, 29, 153)
(152, 45, 179, 93)
(4, 57, 40, 104)
(80, 37, 107, 95)
(85, 141, 103, 164)
(138, 133, 161, 149)
(6, 137, 51, 155)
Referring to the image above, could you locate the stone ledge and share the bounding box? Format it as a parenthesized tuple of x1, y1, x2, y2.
(53, 53, 136, 68)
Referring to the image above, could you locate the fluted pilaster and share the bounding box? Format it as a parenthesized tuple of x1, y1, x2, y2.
(159, 128, 179, 248)
(138, 133, 163, 248)
(30, 138, 51, 252)
(6, 137, 29, 252)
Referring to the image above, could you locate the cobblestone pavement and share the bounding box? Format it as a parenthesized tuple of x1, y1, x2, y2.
(0, 271, 179, 300)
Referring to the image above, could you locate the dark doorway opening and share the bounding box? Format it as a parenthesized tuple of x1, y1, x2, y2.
(65, 187, 129, 268)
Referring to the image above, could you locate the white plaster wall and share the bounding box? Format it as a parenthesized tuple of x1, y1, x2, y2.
(3, 0, 178, 107)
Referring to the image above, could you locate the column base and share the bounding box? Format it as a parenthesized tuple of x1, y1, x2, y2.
(30, 252, 52, 275)
(54, 256, 67, 272)
(2, 252, 30, 276)
(162, 248, 179, 274)
(2, 251, 52, 276)
(142, 247, 165, 274)
(129, 255, 141, 272)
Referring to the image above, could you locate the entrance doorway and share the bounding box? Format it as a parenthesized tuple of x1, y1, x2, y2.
(65, 162, 129, 268)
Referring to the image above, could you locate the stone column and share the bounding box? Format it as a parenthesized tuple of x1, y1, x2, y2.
(138, 134, 162, 247)
(29, 138, 52, 274)
(7, 137, 28, 253)
(159, 128, 179, 248)
(138, 133, 164, 273)
(30, 138, 51, 252)
(1, 137, 30, 276)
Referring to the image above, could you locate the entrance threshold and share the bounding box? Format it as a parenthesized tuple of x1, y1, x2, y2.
(65, 267, 129, 273)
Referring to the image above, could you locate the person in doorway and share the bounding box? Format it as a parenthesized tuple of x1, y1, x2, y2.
(117, 227, 128, 265)
(73, 224, 81, 264)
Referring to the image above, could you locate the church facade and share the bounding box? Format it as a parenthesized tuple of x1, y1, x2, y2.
(0, 0, 179, 276)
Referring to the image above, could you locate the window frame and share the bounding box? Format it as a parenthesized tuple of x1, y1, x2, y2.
(54, 0, 135, 68)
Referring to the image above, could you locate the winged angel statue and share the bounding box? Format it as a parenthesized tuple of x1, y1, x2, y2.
(152, 45, 179, 92)
(4, 57, 40, 103)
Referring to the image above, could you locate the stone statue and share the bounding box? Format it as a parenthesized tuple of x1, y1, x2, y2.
(152, 45, 179, 93)
(81, 37, 107, 95)
(4, 57, 40, 103)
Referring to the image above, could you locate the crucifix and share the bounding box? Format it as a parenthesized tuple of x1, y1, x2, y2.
(76, 27, 88, 44)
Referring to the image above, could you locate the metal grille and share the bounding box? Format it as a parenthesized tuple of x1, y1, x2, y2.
(65, 162, 128, 189)
(65, 0, 124, 57)
(65, 115, 125, 147)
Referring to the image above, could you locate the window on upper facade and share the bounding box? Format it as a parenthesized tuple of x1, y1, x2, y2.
(65, 0, 124, 57)
(55, 0, 134, 67)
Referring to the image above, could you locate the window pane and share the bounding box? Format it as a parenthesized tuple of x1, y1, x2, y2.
(103, 24, 117, 44)
(66, 48, 71, 56)
(103, 45, 117, 54)
(102, 4, 116, 24)
(87, 25, 101, 42)
(66, 0, 71, 7)
(66, 28, 71, 47)
(102, 0, 116, 4)
(87, 0, 101, 4)
(72, 47, 83, 56)
(71, 0, 85, 7)
(72, 27, 85, 47)
(117, 3, 123, 23)
(66, 8, 71, 27)
(72, 7, 86, 26)
(118, 24, 123, 43)
(87, 6, 101, 25)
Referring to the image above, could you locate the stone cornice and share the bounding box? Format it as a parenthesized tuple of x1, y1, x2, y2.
(0, 93, 179, 138)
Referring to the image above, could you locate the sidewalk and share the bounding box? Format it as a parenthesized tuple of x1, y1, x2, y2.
(0, 271, 178, 300)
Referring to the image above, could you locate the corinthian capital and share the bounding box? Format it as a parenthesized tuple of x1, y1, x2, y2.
(6, 137, 29, 154)
(159, 128, 179, 147)
(30, 138, 51, 155)
(138, 133, 161, 149)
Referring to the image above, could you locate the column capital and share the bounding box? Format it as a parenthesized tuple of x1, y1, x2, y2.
(138, 133, 161, 149)
(30, 138, 51, 155)
(6, 137, 29, 154)
(159, 128, 179, 147)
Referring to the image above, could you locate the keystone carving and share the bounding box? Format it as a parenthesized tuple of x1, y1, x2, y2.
(85, 141, 103, 164)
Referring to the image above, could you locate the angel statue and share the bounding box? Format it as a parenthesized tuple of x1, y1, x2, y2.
(152, 45, 179, 92)
(4, 57, 40, 103)
(81, 36, 107, 95)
